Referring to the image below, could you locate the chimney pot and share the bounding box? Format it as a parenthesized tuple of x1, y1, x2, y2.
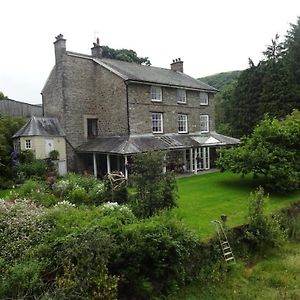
(91, 38, 102, 58)
(170, 57, 184, 72)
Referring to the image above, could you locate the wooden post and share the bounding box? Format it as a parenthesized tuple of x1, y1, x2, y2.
(207, 147, 210, 169)
(124, 155, 128, 179)
(189, 148, 193, 172)
(163, 153, 167, 173)
(107, 154, 111, 174)
(203, 147, 207, 169)
(194, 148, 198, 175)
(93, 153, 97, 178)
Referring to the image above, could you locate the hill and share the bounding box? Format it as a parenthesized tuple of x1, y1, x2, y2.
(199, 70, 242, 90)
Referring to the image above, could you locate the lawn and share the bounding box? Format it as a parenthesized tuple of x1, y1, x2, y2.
(173, 171, 300, 239)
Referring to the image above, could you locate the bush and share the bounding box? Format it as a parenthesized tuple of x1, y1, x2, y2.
(109, 215, 201, 299)
(229, 187, 286, 255)
(19, 149, 35, 163)
(17, 159, 47, 180)
(49, 149, 59, 160)
(0, 198, 50, 265)
(12, 179, 58, 207)
(131, 151, 178, 218)
(45, 227, 119, 300)
(52, 173, 106, 205)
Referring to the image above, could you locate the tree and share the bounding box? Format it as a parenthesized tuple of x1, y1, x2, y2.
(0, 116, 26, 180)
(285, 17, 300, 84)
(101, 46, 151, 65)
(131, 151, 178, 218)
(217, 110, 300, 192)
(0, 91, 8, 100)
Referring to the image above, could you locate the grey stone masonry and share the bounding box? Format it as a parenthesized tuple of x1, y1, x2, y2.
(128, 83, 215, 135)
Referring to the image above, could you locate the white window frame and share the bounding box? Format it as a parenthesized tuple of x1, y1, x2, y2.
(200, 92, 209, 105)
(25, 139, 32, 149)
(200, 115, 209, 133)
(152, 112, 163, 133)
(150, 86, 162, 102)
(177, 89, 186, 103)
(178, 114, 188, 133)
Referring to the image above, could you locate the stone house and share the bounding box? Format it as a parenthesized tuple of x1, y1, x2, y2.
(12, 116, 67, 175)
(42, 34, 239, 178)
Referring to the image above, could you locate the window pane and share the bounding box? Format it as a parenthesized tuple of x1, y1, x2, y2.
(87, 118, 98, 137)
(200, 92, 208, 105)
(152, 113, 163, 132)
(178, 114, 187, 133)
(200, 115, 209, 132)
(151, 86, 162, 101)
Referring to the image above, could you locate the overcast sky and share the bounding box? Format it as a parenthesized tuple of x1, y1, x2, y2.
(0, 0, 299, 104)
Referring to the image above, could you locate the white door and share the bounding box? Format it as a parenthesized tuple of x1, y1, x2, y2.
(45, 139, 54, 156)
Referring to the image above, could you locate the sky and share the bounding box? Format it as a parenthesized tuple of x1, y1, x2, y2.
(0, 0, 299, 104)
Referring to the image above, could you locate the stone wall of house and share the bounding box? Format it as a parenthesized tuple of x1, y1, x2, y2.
(128, 83, 215, 135)
(42, 52, 129, 171)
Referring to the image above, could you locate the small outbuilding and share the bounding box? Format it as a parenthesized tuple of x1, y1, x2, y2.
(12, 116, 67, 175)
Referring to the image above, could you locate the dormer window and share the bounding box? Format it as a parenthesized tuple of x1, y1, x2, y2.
(177, 89, 186, 103)
(151, 86, 162, 102)
(200, 92, 209, 105)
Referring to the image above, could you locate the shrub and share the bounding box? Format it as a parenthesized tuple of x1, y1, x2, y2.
(229, 187, 286, 254)
(131, 151, 178, 218)
(52, 173, 106, 205)
(45, 227, 119, 300)
(17, 159, 47, 180)
(109, 215, 201, 299)
(49, 149, 59, 160)
(19, 149, 35, 163)
(0, 198, 51, 265)
(11, 179, 58, 207)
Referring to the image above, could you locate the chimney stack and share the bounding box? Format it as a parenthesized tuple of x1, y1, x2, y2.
(91, 37, 102, 58)
(170, 58, 184, 72)
(54, 34, 66, 64)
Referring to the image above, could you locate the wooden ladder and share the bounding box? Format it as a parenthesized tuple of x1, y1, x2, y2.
(211, 220, 235, 263)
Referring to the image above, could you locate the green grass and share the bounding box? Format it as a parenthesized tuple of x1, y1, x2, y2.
(169, 241, 300, 299)
(173, 171, 300, 239)
(0, 189, 11, 198)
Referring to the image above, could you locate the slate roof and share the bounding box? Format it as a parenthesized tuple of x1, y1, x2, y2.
(13, 117, 65, 138)
(76, 132, 239, 155)
(93, 58, 217, 91)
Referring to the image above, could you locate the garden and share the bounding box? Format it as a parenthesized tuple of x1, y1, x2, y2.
(1, 112, 300, 299)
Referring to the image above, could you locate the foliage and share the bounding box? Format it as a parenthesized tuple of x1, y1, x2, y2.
(218, 110, 300, 192)
(228, 187, 285, 256)
(131, 151, 178, 218)
(16, 159, 47, 181)
(46, 227, 119, 299)
(52, 173, 106, 205)
(48, 149, 59, 160)
(109, 215, 201, 299)
(12, 179, 58, 207)
(101, 45, 151, 65)
(0, 115, 26, 180)
(0, 199, 50, 265)
(0, 91, 8, 100)
(19, 149, 35, 163)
